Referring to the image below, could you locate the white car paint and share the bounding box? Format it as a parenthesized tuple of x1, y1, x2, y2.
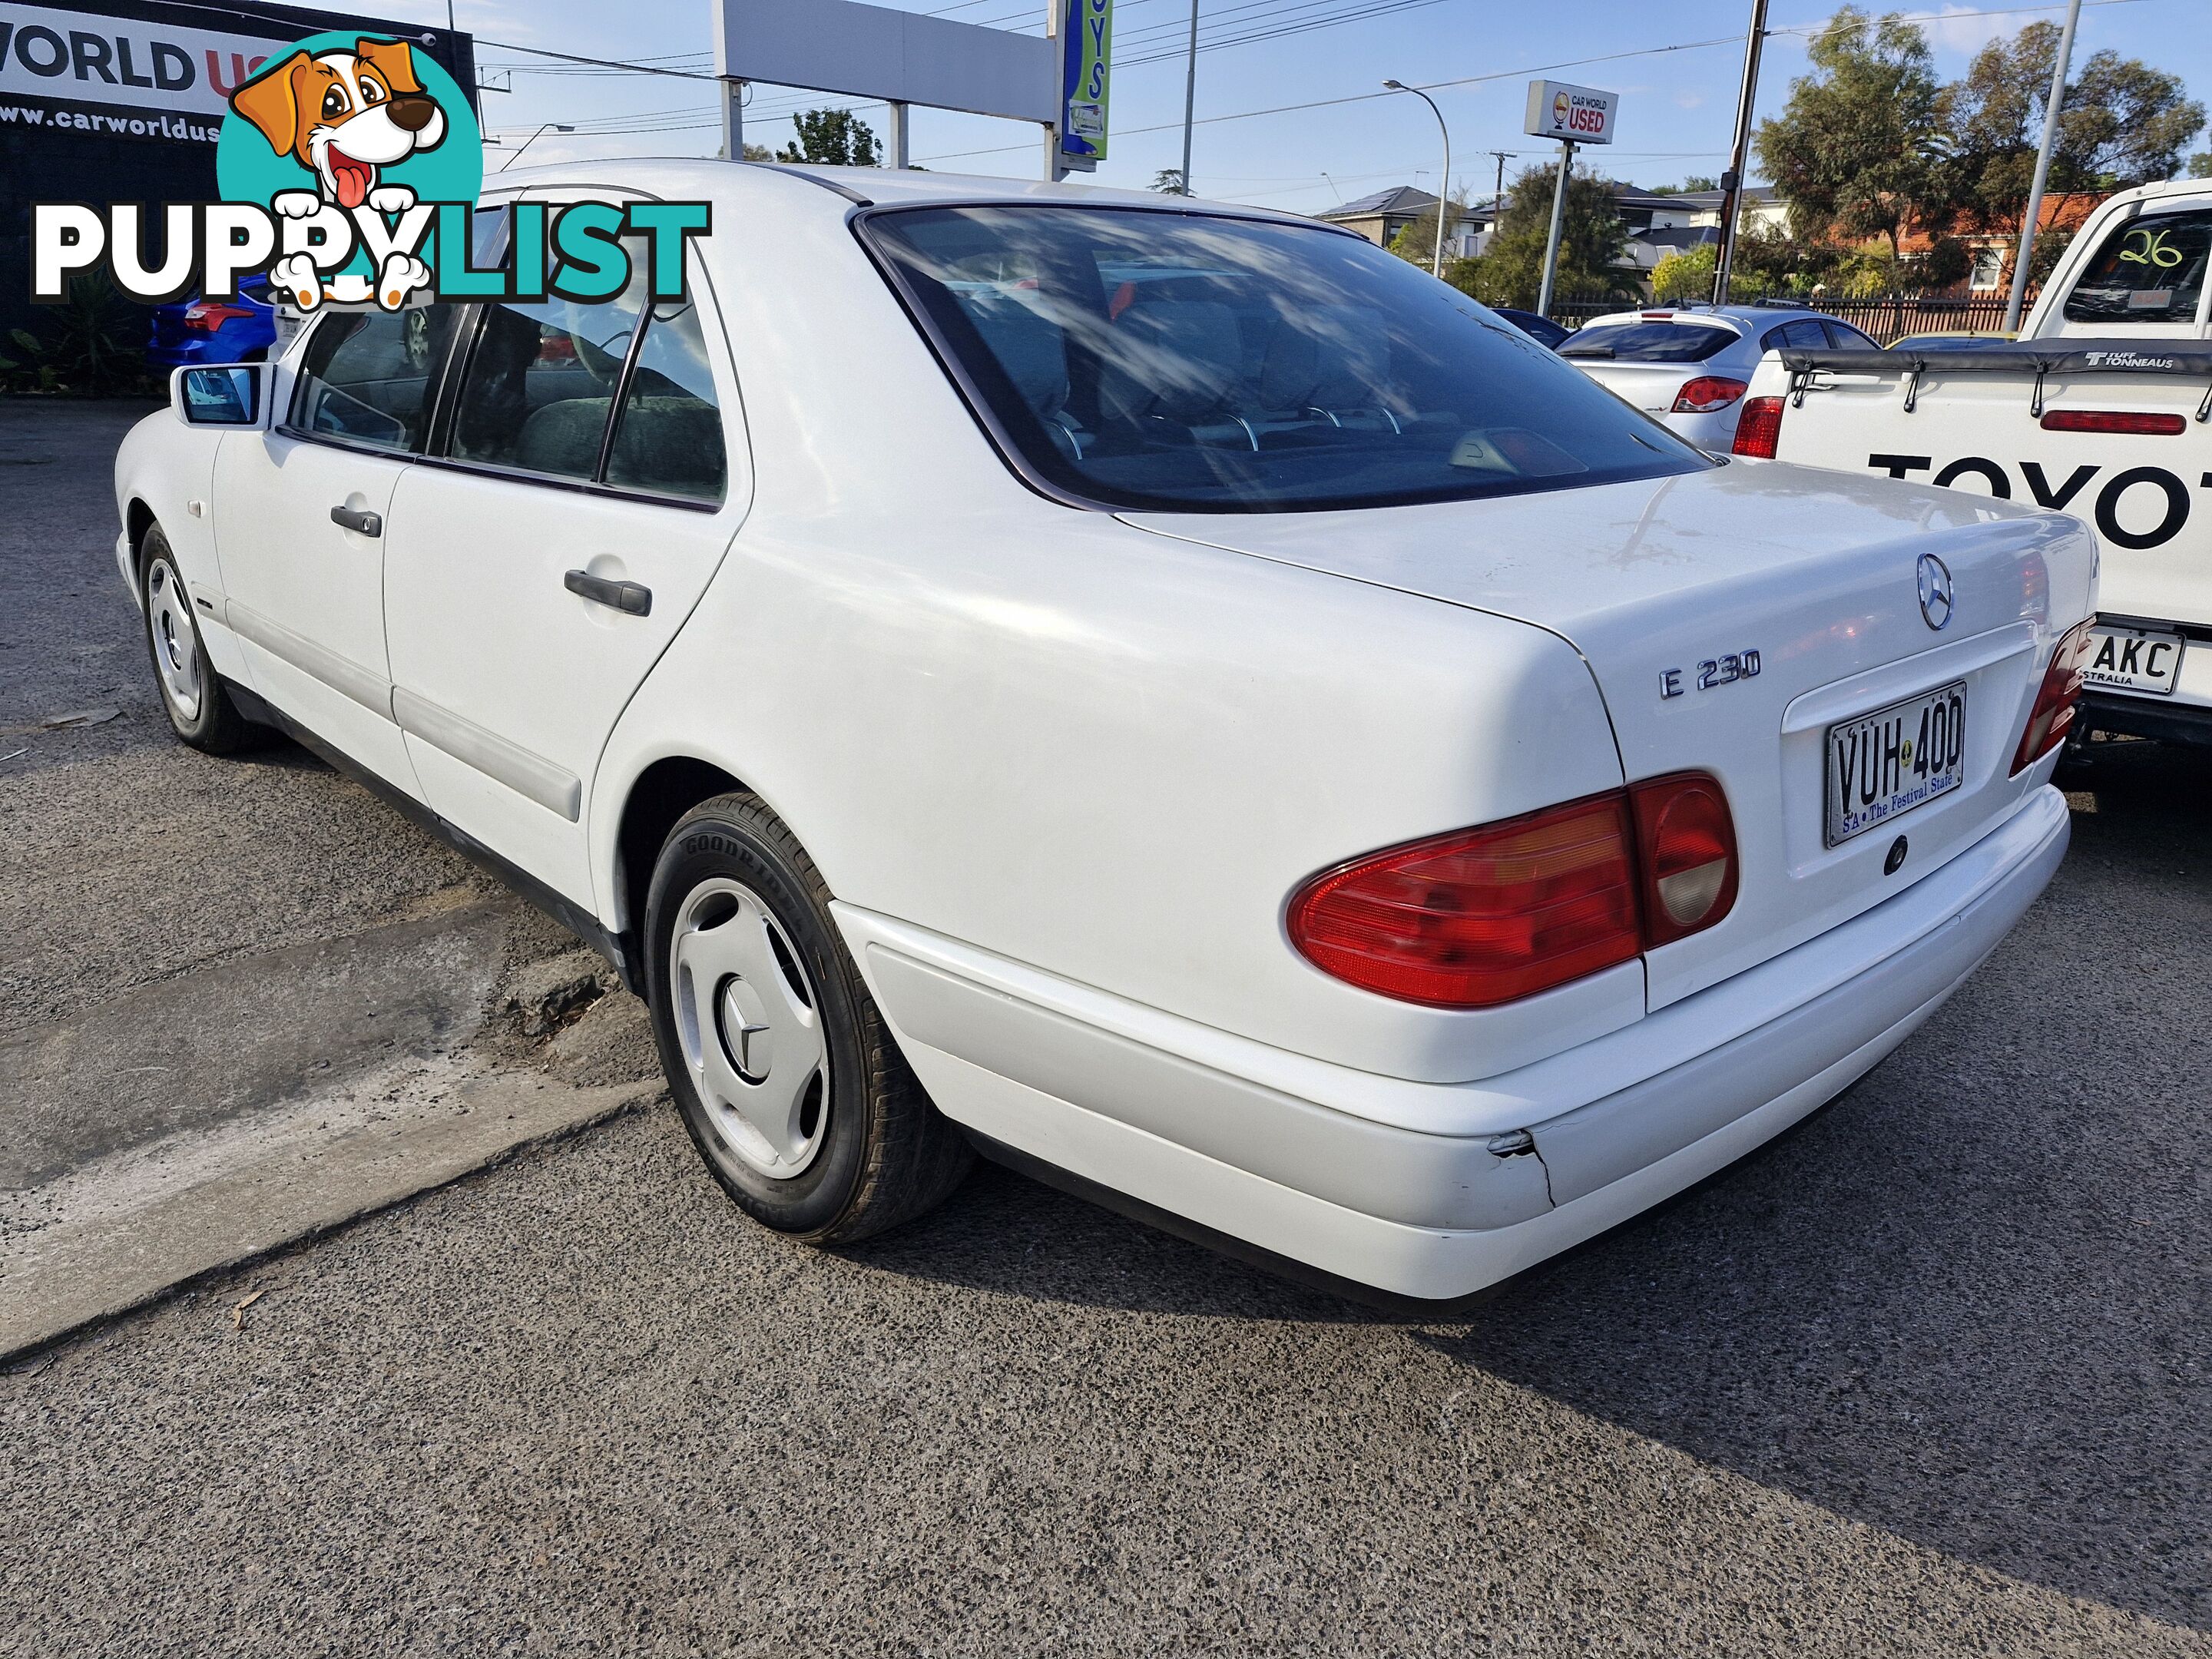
(1740, 177, 2212, 740)
(1561, 303, 1880, 448)
(112, 161, 2094, 1299)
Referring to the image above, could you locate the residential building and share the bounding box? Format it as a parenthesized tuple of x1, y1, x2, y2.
(1316, 187, 1491, 258)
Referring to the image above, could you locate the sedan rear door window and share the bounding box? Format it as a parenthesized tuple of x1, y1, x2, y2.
(864, 205, 1706, 512)
(450, 287, 647, 482)
(603, 296, 727, 504)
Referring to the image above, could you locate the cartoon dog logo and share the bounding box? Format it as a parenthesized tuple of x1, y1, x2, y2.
(230, 38, 447, 310)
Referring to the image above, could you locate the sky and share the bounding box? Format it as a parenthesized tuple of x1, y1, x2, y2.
(303, 0, 2212, 217)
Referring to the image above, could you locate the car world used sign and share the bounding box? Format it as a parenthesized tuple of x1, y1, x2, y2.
(1523, 78, 1617, 146)
(0, 1, 284, 141)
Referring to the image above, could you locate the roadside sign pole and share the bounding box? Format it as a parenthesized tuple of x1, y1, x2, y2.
(719, 78, 743, 160)
(887, 101, 909, 167)
(1537, 139, 1574, 318)
(1710, 0, 1769, 306)
(2005, 0, 2081, 333)
(1178, 0, 1198, 193)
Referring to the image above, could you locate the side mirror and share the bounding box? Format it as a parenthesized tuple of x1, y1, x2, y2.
(171, 364, 268, 429)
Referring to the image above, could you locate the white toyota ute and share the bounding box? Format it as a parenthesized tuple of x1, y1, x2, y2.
(1737, 177, 2210, 751)
(112, 161, 2092, 1301)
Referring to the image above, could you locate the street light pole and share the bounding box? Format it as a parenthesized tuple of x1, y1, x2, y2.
(1711, 0, 1770, 306)
(1383, 80, 1450, 277)
(1178, 0, 1199, 194)
(497, 122, 574, 171)
(1537, 138, 1575, 316)
(2005, 0, 2081, 333)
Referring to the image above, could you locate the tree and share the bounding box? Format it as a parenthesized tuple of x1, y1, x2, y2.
(1650, 243, 1716, 300)
(1150, 168, 1187, 194)
(1756, 7, 1949, 260)
(1945, 22, 2206, 250)
(1454, 165, 1631, 309)
(2190, 153, 2212, 180)
(1383, 192, 1469, 270)
(2061, 48, 2206, 184)
(777, 108, 880, 167)
(740, 143, 773, 161)
(1649, 175, 1720, 195)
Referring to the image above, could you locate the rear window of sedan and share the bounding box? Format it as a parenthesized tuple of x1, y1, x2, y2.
(863, 205, 1707, 513)
(1556, 321, 1740, 363)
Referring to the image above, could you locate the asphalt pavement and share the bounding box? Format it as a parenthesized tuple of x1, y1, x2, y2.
(0, 398, 2206, 1656)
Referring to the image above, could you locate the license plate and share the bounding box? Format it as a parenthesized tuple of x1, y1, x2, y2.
(2082, 623, 2184, 697)
(1825, 681, 1967, 848)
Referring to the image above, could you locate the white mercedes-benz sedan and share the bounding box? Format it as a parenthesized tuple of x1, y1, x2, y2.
(113, 161, 2094, 1302)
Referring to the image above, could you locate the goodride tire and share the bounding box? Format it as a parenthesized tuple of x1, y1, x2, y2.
(644, 792, 972, 1243)
(140, 524, 262, 754)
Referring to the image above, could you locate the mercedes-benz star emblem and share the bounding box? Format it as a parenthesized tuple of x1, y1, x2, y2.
(1917, 552, 1955, 631)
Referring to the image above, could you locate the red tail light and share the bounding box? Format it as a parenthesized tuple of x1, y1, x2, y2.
(1673, 376, 1749, 413)
(2039, 409, 2186, 435)
(182, 301, 254, 332)
(1731, 396, 1785, 457)
(2011, 618, 2096, 775)
(1288, 776, 1740, 1008)
(1286, 794, 1639, 1008)
(1630, 773, 1739, 947)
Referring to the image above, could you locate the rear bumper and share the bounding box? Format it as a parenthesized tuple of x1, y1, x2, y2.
(2084, 691, 2212, 747)
(840, 785, 2071, 1300)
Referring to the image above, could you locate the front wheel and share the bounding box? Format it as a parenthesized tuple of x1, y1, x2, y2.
(141, 525, 262, 754)
(644, 792, 972, 1243)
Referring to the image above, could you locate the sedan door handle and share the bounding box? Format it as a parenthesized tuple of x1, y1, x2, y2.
(329, 505, 383, 538)
(565, 569, 652, 617)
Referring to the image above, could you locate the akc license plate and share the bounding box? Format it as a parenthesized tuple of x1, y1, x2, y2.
(2082, 624, 2184, 697)
(1825, 681, 1967, 848)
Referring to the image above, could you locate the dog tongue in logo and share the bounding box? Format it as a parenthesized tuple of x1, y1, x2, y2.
(329, 150, 375, 209)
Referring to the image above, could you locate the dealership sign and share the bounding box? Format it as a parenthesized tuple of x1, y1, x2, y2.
(1522, 79, 1618, 146)
(1058, 0, 1110, 167)
(0, 2, 283, 140)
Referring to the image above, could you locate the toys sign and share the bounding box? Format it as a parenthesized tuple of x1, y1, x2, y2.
(1523, 79, 1617, 146)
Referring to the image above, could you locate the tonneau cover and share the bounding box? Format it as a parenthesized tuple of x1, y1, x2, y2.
(1778, 337, 2212, 377)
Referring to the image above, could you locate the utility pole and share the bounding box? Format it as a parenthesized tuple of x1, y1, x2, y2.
(1179, 0, 1199, 194)
(2005, 0, 2081, 333)
(1384, 80, 1451, 277)
(1710, 0, 1770, 306)
(1488, 147, 1513, 245)
(1537, 139, 1575, 316)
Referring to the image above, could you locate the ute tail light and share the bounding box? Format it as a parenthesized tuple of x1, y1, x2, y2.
(1286, 777, 1740, 1008)
(1673, 376, 1750, 414)
(1630, 773, 1740, 947)
(1731, 396, 1785, 457)
(2011, 618, 2097, 775)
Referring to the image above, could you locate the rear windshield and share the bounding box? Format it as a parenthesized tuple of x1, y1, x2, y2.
(2064, 208, 2212, 325)
(863, 205, 1707, 513)
(1557, 321, 1739, 363)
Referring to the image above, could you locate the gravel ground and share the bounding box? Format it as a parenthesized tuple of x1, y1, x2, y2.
(1, 399, 2205, 1656)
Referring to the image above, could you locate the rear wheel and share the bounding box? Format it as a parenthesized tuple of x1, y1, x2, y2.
(644, 792, 972, 1243)
(141, 525, 261, 754)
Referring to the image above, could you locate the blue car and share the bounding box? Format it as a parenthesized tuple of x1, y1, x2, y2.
(1491, 306, 1570, 349)
(147, 277, 277, 369)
